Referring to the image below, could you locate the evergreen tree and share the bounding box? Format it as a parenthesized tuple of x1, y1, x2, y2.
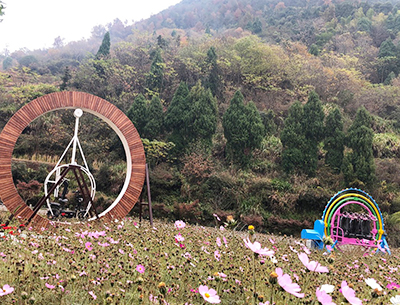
(324, 107, 345, 172)
(223, 91, 265, 166)
(343, 106, 376, 186)
(2, 57, 12, 70)
(126, 94, 148, 137)
(164, 82, 190, 153)
(280, 101, 305, 173)
(60, 66, 72, 91)
(165, 82, 190, 132)
(378, 38, 396, 58)
(205, 46, 220, 97)
(302, 91, 325, 176)
(260, 109, 277, 136)
(143, 96, 164, 140)
(252, 18, 262, 34)
(146, 48, 164, 93)
(96, 32, 111, 59)
(187, 82, 218, 148)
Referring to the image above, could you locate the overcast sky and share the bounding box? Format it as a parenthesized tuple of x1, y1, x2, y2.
(0, 0, 181, 53)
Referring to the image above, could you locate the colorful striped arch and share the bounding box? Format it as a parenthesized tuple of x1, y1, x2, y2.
(322, 188, 385, 242)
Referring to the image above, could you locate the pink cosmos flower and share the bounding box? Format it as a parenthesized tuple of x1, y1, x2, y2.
(88, 291, 97, 300)
(213, 214, 221, 221)
(0, 284, 14, 296)
(387, 282, 400, 290)
(214, 250, 221, 261)
(85, 242, 93, 251)
(341, 281, 362, 305)
(118, 249, 125, 254)
(275, 267, 305, 298)
(136, 264, 145, 274)
(198, 285, 221, 304)
(174, 233, 185, 243)
(316, 287, 336, 305)
(243, 238, 274, 257)
(45, 283, 55, 289)
(98, 242, 109, 247)
(174, 220, 186, 229)
(216, 237, 222, 247)
(298, 252, 329, 273)
(223, 236, 228, 247)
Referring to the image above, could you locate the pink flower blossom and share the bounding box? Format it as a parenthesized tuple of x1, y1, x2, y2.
(275, 267, 304, 298)
(45, 283, 55, 289)
(223, 236, 228, 247)
(214, 250, 221, 261)
(85, 242, 93, 251)
(136, 264, 145, 274)
(118, 249, 124, 254)
(0, 284, 14, 296)
(341, 281, 362, 305)
(213, 214, 221, 221)
(243, 238, 274, 257)
(174, 220, 186, 229)
(316, 287, 336, 305)
(387, 282, 400, 290)
(198, 285, 221, 304)
(216, 237, 221, 247)
(174, 233, 185, 243)
(88, 291, 97, 300)
(298, 252, 329, 273)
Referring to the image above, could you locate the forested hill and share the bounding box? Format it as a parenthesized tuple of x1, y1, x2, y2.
(139, 0, 400, 50)
(3, 0, 400, 245)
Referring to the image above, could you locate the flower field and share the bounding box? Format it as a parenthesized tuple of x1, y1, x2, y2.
(0, 214, 399, 305)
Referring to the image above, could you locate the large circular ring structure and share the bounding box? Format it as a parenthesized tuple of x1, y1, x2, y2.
(0, 91, 146, 229)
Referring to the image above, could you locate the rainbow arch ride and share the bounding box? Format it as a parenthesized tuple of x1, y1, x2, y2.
(301, 188, 390, 254)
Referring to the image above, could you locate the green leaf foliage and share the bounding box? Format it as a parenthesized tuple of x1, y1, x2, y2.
(96, 32, 111, 59)
(127, 94, 148, 137)
(344, 106, 376, 186)
(223, 90, 265, 166)
(324, 107, 345, 172)
(143, 96, 164, 140)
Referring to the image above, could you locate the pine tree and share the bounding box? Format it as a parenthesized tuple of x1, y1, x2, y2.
(96, 32, 111, 59)
(146, 48, 164, 93)
(60, 66, 72, 91)
(126, 94, 148, 137)
(223, 91, 264, 166)
(324, 107, 345, 172)
(344, 106, 376, 186)
(302, 91, 325, 176)
(187, 82, 218, 148)
(143, 96, 164, 140)
(164, 82, 190, 153)
(165, 82, 190, 132)
(205, 46, 220, 97)
(280, 101, 305, 173)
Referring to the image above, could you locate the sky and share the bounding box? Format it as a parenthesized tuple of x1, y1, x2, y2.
(0, 0, 181, 53)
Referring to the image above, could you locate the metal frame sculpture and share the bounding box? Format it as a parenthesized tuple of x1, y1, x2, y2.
(44, 108, 96, 219)
(301, 188, 390, 254)
(0, 91, 146, 229)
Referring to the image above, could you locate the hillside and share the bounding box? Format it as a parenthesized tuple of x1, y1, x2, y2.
(2, 0, 400, 246)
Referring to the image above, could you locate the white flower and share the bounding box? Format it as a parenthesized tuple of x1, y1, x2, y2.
(320, 284, 335, 294)
(391, 295, 400, 304)
(365, 278, 383, 291)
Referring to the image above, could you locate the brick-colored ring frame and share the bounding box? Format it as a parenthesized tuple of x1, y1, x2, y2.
(0, 91, 145, 229)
